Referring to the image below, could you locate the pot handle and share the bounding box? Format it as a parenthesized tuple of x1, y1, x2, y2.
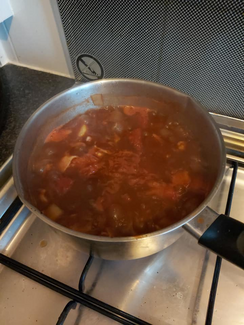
(183, 207, 244, 269)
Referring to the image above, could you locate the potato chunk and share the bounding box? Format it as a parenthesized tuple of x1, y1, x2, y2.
(45, 204, 63, 221)
(78, 125, 87, 137)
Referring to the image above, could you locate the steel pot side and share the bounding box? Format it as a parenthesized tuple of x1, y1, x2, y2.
(13, 79, 226, 260)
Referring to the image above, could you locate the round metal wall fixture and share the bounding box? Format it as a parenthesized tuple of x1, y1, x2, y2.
(76, 54, 104, 80)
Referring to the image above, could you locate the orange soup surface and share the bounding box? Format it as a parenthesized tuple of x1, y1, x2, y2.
(28, 105, 211, 237)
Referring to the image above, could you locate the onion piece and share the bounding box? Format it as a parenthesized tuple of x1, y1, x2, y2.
(114, 134, 120, 143)
(152, 133, 162, 143)
(39, 189, 48, 203)
(177, 141, 186, 151)
(94, 146, 111, 154)
(59, 155, 77, 172)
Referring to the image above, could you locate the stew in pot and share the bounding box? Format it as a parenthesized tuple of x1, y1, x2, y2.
(28, 105, 211, 237)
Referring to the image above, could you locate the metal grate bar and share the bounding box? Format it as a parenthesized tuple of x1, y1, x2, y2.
(205, 161, 238, 325)
(0, 197, 22, 235)
(79, 255, 94, 293)
(0, 253, 151, 325)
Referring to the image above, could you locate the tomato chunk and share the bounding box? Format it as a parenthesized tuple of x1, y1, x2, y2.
(123, 106, 149, 127)
(190, 176, 209, 193)
(172, 171, 191, 187)
(54, 176, 74, 195)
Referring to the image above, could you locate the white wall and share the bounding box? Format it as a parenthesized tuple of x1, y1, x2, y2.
(0, 20, 17, 66)
(0, 0, 74, 78)
(0, 0, 14, 65)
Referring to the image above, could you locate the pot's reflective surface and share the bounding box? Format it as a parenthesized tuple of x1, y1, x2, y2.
(13, 79, 225, 259)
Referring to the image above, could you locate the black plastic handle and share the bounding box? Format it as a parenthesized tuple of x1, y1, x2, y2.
(199, 214, 244, 269)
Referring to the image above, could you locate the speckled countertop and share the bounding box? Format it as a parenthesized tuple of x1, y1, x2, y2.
(0, 64, 74, 167)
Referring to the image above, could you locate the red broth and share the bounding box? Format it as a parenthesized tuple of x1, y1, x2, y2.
(28, 106, 211, 237)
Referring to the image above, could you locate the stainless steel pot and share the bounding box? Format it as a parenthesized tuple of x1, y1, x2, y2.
(13, 79, 244, 267)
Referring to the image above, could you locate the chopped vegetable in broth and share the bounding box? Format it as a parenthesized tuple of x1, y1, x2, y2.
(28, 105, 211, 237)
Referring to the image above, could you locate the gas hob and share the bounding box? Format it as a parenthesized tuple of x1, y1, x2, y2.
(0, 114, 243, 325)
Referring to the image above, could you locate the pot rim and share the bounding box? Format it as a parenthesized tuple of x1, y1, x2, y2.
(13, 78, 226, 243)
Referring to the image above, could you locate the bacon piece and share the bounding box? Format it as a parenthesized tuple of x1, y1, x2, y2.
(45, 128, 71, 143)
(70, 154, 104, 176)
(123, 106, 149, 127)
(108, 151, 140, 176)
(128, 171, 156, 187)
(146, 182, 179, 201)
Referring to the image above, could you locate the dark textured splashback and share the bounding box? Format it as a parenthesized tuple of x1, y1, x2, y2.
(57, 0, 244, 119)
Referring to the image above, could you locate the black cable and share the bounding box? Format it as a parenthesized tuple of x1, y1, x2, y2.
(205, 161, 238, 325)
(56, 254, 94, 324)
(79, 255, 94, 292)
(56, 300, 77, 325)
